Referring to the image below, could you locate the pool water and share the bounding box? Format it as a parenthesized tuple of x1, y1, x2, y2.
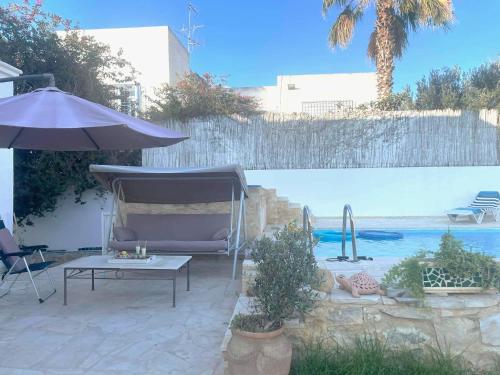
(314, 229, 500, 258)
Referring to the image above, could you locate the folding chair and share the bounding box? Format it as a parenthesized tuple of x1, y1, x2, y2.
(0, 220, 56, 303)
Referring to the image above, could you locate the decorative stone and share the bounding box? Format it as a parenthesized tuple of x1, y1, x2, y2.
(335, 272, 381, 297)
(480, 314, 500, 346)
(381, 307, 433, 320)
(315, 268, 335, 293)
(327, 307, 363, 325)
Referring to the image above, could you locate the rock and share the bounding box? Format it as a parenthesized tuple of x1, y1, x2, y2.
(327, 307, 363, 325)
(385, 327, 430, 347)
(462, 295, 498, 308)
(434, 318, 479, 352)
(381, 307, 433, 320)
(381, 296, 397, 305)
(330, 288, 381, 305)
(480, 314, 500, 346)
(315, 268, 335, 293)
(425, 296, 465, 309)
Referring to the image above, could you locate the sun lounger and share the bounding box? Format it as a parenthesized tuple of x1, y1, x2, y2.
(447, 191, 500, 224)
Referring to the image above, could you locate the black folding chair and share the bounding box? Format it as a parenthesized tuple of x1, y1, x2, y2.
(0, 220, 56, 303)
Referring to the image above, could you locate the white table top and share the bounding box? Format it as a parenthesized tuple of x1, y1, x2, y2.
(63, 255, 192, 271)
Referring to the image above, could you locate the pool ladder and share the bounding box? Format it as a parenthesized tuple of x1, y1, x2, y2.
(342, 204, 358, 262)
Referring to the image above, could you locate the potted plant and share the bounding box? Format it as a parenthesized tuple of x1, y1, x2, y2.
(226, 223, 320, 375)
(383, 233, 500, 298)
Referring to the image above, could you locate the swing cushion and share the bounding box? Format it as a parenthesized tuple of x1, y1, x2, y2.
(113, 226, 137, 241)
(109, 213, 231, 253)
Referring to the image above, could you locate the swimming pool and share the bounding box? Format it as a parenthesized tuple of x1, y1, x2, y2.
(314, 228, 500, 258)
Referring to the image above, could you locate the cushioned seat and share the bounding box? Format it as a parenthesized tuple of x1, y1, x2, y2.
(109, 239, 227, 253)
(110, 213, 231, 254)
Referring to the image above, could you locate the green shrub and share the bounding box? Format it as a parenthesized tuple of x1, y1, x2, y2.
(231, 223, 320, 332)
(382, 232, 500, 298)
(291, 335, 500, 375)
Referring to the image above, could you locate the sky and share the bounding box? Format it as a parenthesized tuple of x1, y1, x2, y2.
(2, 0, 499, 90)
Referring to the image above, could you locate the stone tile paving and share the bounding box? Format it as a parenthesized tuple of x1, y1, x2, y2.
(0, 257, 241, 375)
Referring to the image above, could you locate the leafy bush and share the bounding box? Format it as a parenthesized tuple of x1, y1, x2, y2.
(0, 1, 139, 222)
(383, 233, 500, 297)
(146, 73, 260, 122)
(231, 223, 320, 332)
(291, 335, 500, 375)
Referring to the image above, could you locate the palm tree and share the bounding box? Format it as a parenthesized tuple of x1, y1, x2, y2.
(323, 0, 453, 99)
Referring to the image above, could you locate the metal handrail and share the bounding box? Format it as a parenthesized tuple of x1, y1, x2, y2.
(342, 204, 358, 262)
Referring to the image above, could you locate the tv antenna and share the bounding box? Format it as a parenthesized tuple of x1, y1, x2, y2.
(181, 2, 203, 54)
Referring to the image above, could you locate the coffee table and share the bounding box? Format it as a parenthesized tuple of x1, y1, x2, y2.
(63, 255, 191, 307)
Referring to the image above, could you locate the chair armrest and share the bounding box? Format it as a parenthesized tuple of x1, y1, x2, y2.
(1, 251, 33, 258)
(20, 244, 48, 252)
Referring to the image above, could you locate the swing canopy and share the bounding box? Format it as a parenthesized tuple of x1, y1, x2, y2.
(89, 164, 248, 204)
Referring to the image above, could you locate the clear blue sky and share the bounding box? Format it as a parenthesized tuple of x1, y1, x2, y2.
(3, 0, 499, 90)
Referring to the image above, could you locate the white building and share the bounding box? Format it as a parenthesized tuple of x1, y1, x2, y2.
(79, 26, 190, 112)
(237, 72, 377, 115)
(0, 61, 22, 232)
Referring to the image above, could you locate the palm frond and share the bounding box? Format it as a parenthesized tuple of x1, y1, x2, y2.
(392, 13, 409, 58)
(417, 0, 453, 26)
(327, 5, 364, 48)
(367, 28, 377, 61)
(322, 0, 351, 15)
(366, 13, 408, 62)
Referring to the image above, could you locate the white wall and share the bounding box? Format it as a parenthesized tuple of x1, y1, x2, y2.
(237, 72, 377, 114)
(22, 166, 500, 250)
(79, 26, 189, 108)
(0, 61, 22, 232)
(18, 190, 112, 250)
(246, 167, 500, 217)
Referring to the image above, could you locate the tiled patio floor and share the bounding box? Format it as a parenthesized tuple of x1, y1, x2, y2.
(0, 257, 241, 375)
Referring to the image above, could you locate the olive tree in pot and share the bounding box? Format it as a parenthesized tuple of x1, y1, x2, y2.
(226, 223, 320, 375)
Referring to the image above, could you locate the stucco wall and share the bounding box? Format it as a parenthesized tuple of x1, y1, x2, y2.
(0, 61, 21, 232)
(236, 72, 377, 113)
(245, 166, 500, 217)
(79, 26, 189, 107)
(19, 186, 301, 251)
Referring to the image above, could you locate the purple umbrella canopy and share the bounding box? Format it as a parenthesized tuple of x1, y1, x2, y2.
(0, 87, 187, 150)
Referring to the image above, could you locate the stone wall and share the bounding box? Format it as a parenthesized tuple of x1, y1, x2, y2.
(117, 186, 302, 242)
(235, 260, 500, 370)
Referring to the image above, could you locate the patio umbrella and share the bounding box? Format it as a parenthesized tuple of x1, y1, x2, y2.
(0, 87, 187, 150)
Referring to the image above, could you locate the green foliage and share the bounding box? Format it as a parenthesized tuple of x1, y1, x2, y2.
(382, 251, 428, 299)
(232, 223, 320, 332)
(14, 150, 140, 223)
(434, 233, 500, 290)
(416, 67, 464, 110)
(291, 335, 500, 375)
(415, 62, 500, 110)
(146, 73, 260, 122)
(383, 233, 500, 298)
(0, 1, 139, 222)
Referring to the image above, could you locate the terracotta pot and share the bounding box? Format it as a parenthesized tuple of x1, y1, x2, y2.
(225, 325, 292, 375)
